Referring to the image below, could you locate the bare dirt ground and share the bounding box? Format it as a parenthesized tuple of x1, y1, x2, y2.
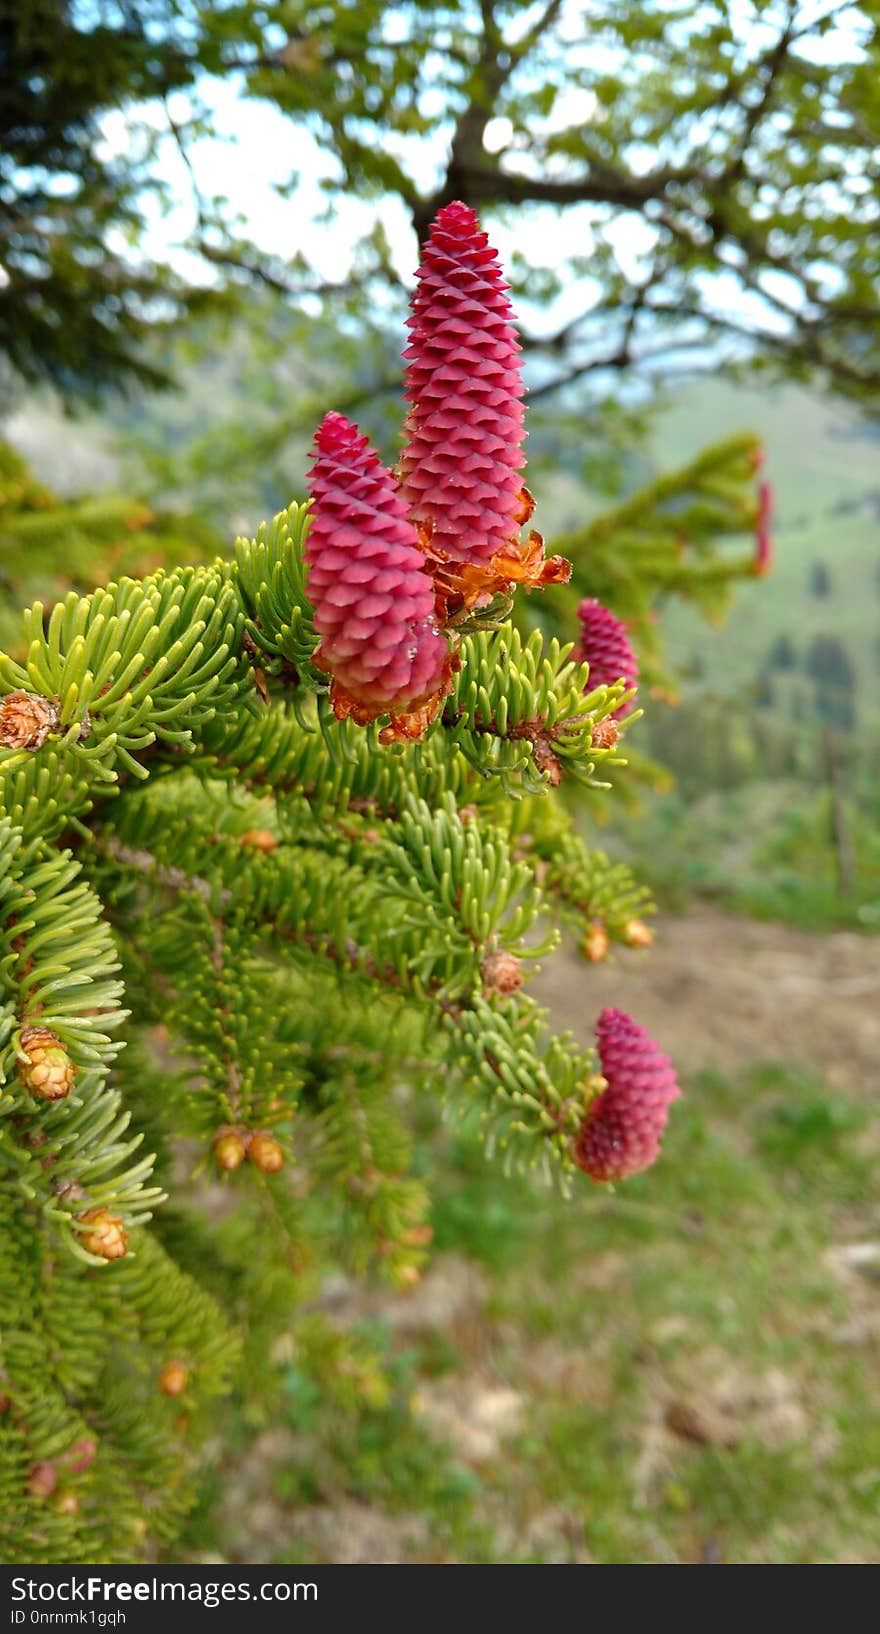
(532, 904, 880, 1096)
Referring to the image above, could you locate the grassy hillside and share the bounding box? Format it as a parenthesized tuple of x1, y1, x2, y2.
(650, 380, 880, 725)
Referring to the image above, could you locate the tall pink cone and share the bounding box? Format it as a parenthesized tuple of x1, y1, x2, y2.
(575, 597, 639, 718)
(399, 200, 526, 565)
(754, 479, 773, 576)
(573, 1008, 680, 1182)
(305, 412, 450, 719)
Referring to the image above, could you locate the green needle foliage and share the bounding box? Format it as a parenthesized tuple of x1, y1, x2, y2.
(0, 363, 771, 1561)
(0, 477, 660, 1560)
(0, 190, 768, 1560)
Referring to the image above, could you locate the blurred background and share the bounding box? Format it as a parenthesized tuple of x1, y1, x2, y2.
(2, 1, 879, 1564)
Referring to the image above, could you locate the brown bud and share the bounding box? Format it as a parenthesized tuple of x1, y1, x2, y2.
(159, 1360, 188, 1397)
(532, 736, 562, 786)
(583, 922, 610, 963)
(52, 1177, 85, 1203)
(590, 717, 620, 750)
(19, 1026, 76, 1102)
(0, 689, 59, 750)
(27, 1460, 57, 1499)
(0, 1393, 11, 1414)
(623, 919, 654, 949)
(248, 1132, 284, 1173)
(213, 1129, 246, 1172)
(76, 1207, 128, 1261)
(481, 949, 524, 998)
(238, 829, 278, 853)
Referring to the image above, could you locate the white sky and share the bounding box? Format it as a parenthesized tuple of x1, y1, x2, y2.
(94, 3, 868, 348)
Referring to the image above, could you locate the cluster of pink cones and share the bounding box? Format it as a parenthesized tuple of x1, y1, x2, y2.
(305, 201, 569, 740)
(304, 202, 688, 1182)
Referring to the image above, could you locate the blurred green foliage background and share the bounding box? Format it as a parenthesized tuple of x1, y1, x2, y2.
(3, 0, 879, 1565)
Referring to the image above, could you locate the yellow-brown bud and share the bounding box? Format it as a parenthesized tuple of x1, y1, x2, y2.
(76, 1207, 128, 1261)
(583, 922, 610, 963)
(159, 1360, 188, 1397)
(213, 1129, 246, 1172)
(623, 919, 654, 949)
(19, 1027, 75, 1102)
(248, 1132, 284, 1173)
(238, 829, 278, 853)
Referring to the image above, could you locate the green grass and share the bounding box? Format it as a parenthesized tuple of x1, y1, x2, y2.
(654, 379, 880, 523)
(177, 1059, 880, 1565)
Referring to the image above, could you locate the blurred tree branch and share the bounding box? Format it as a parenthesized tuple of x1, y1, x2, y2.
(3, 2, 880, 407)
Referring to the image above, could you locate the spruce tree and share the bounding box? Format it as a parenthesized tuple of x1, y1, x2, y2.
(0, 205, 759, 1564)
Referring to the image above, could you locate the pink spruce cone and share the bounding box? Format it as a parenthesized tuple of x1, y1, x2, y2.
(306, 412, 449, 716)
(575, 597, 639, 718)
(398, 200, 526, 566)
(754, 479, 773, 576)
(573, 1008, 681, 1183)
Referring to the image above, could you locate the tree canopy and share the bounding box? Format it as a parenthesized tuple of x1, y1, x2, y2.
(3, 2, 879, 408)
(0, 2, 203, 398)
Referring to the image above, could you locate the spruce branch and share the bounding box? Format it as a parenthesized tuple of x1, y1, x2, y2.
(0, 198, 700, 1562)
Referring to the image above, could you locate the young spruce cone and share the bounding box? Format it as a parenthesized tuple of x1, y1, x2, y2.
(754, 479, 774, 576)
(27, 1461, 58, 1499)
(575, 599, 639, 718)
(573, 1008, 680, 1182)
(306, 412, 450, 720)
(399, 200, 526, 565)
